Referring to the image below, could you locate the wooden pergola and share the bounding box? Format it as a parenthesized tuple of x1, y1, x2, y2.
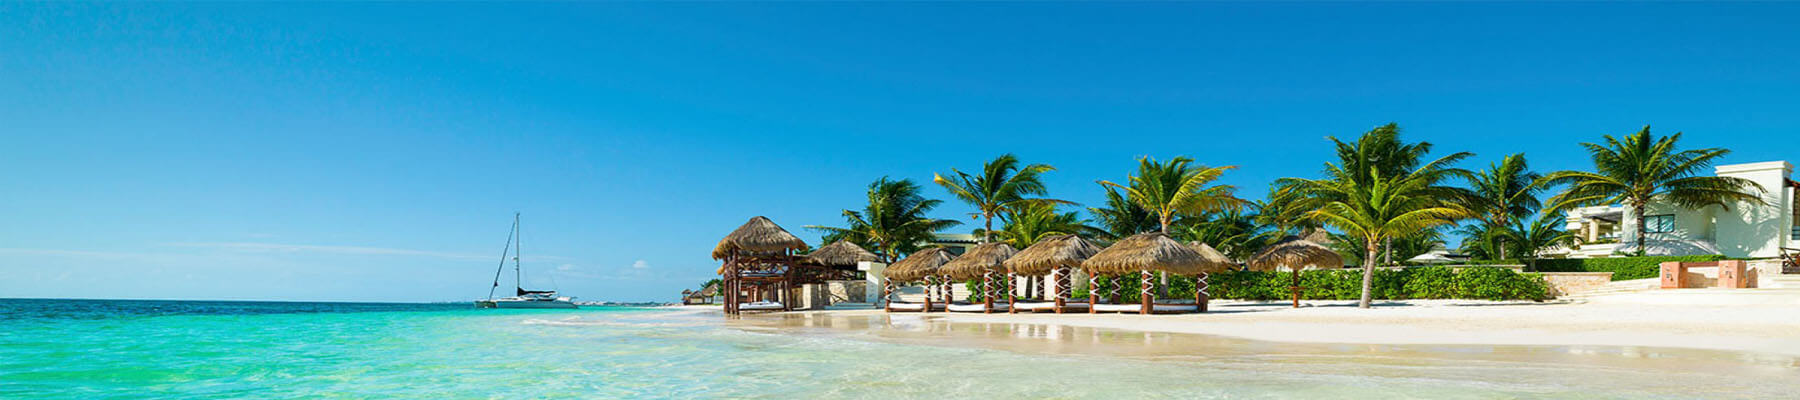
(712, 216, 808, 315)
(939, 242, 1019, 313)
(1082, 233, 1227, 314)
(883, 247, 956, 312)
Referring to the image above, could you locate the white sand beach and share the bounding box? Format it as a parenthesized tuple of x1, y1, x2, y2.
(727, 290, 1800, 358)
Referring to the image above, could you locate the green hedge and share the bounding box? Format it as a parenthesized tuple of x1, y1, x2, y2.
(1043, 266, 1548, 302)
(1533, 255, 1725, 281)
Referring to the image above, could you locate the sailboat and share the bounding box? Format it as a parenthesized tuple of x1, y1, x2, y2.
(474, 213, 578, 309)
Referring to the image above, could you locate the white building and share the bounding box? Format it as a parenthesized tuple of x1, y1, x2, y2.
(1552, 161, 1799, 259)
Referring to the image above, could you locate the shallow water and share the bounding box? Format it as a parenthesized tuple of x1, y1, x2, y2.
(2, 299, 1795, 399)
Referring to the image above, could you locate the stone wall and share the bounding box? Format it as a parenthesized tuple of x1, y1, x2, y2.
(1540, 272, 1614, 297)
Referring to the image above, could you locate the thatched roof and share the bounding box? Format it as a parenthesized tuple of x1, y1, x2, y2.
(1081, 233, 1206, 275)
(1186, 241, 1235, 274)
(885, 247, 955, 282)
(711, 216, 808, 259)
(804, 240, 880, 267)
(1247, 236, 1343, 271)
(1004, 235, 1100, 276)
(940, 242, 1018, 280)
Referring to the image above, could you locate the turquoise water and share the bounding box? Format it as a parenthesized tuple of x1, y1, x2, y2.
(3, 299, 1796, 399)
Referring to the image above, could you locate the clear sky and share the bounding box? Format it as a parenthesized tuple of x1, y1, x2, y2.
(3, 2, 1796, 302)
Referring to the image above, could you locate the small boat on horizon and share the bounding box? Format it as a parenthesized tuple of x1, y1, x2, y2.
(475, 213, 577, 309)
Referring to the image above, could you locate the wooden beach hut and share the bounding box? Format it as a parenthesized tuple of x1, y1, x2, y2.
(883, 247, 956, 312)
(939, 242, 1019, 313)
(1003, 234, 1100, 313)
(1082, 233, 1221, 314)
(1248, 235, 1344, 308)
(712, 216, 809, 315)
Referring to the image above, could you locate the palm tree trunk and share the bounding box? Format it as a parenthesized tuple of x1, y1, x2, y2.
(983, 212, 994, 243)
(1359, 239, 1379, 309)
(1633, 202, 1648, 256)
(1157, 219, 1170, 298)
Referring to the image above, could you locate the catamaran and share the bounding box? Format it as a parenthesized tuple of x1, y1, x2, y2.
(475, 213, 577, 309)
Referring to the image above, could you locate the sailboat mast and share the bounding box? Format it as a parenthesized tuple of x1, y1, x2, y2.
(514, 212, 523, 293)
(487, 214, 518, 300)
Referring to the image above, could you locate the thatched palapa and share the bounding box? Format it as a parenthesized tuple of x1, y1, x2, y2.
(940, 242, 1018, 280)
(885, 247, 955, 283)
(1004, 235, 1100, 276)
(711, 216, 808, 260)
(1185, 241, 1236, 274)
(1081, 233, 1205, 275)
(1247, 236, 1343, 271)
(804, 240, 880, 268)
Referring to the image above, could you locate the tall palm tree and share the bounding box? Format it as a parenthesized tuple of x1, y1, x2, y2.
(1465, 154, 1546, 260)
(1295, 171, 1471, 308)
(1279, 124, 1474, 308)
(934, 154, 1062, 243)
(1174, 208, 1275, 261)
(1279, 124, 1473, 267)
(807, 177, 962, 263)
(1099, 156, 1243, 294)
(1087, 186, 1160, 241)
(1544, 126, 1763, 255)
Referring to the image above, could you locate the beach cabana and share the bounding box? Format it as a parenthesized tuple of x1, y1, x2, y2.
(1082, 233, 1221, 314)
(801, 240, 881, 282)
(712, 216, 809, 315)
(1186, 241, 1235, 312)
(1248, 236, 1344, 308)
(883, 247, 956, 312)
(939, 242, 1019, 313)
(1003, 235, 1100, 313)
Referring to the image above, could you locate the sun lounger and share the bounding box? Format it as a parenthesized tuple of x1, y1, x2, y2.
(737, 302, 785, 311)
(947, 302, 1011, 313)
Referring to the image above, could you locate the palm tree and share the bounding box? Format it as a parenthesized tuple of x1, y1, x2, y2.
(1278, 124, 1474, 308)
(1508, 214, 1578, 271)
(1174, 208, 1275, 261)
(1099, 156, 1243, 294)
(1098, 156, 1243, 235)
(934, 154, 1062, 243)
(1465, 154, 1546, 260)
(982, 203, 1101, 248)
(1087, 186, 1160, 241)
(1544, 126, 1763, 255)
(1295, 171, 1471, 308)
(807, 177, 961, 263)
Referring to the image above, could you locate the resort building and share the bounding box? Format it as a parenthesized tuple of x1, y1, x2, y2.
(1549, 161, 1800, 259)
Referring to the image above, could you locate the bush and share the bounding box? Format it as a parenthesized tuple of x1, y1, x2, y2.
(1534, 255, 1725, 281)
(1193, 266, 1547, 301)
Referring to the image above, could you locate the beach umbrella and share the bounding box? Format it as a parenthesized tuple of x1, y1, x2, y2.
(940, 242, 1019, 311)
(1004, 235, 1100, 311)
(1406, 252, 1457, 264)
(884, 247, 958, 309)
(1083, 233, 1206, 314)
(803, 240, 881, 268)
(1248, 236, 1344, 308)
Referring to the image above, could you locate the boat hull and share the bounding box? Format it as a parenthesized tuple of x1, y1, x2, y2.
(479, 299, 578, 309)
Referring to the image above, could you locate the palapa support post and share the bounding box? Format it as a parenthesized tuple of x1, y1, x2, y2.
(1196, 272, 1209, 313)
(982, 271, 994, 313)
(1089, 273, 1101, 314)
(942, 274, 953, 306)
(1289, 269, 1302, 308)
(1053, 266, 1068, 314)
(1007, 269, 1018, 314)
(921, 277, 933, 314)
(1140, 270, 1154, 315)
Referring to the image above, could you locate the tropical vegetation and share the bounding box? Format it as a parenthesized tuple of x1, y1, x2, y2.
(806, 177, 961, 262)
(1544, 126, 1763, 255)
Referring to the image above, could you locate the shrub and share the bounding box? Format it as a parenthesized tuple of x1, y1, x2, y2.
(1198, 266, 1547, 301)
(1534, 255, 1725, 281)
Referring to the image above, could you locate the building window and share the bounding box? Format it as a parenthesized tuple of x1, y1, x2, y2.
(1644, 214, 1675, 233)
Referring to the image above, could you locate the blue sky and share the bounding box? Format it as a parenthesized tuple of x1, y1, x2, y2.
(3, 3, 1796, 302)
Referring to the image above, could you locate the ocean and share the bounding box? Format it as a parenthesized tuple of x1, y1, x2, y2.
(1, 298, 1794, 399)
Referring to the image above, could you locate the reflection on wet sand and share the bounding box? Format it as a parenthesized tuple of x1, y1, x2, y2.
(730, 310, 1800, 390)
